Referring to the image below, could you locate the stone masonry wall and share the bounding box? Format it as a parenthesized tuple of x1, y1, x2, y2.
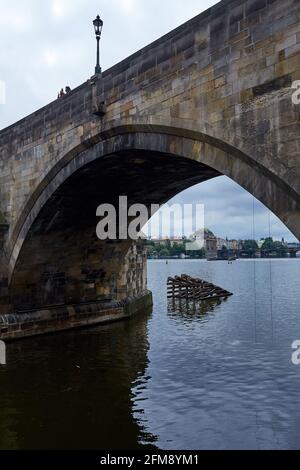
(7, 238, 147, 313)
(0, 0, 299, 243)
(0, 0, 300, 312)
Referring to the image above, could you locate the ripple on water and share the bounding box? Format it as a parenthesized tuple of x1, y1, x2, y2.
(0, 259, 300, 450)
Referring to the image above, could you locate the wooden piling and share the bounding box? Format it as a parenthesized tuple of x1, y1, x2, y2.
(167, 274, 233, 302)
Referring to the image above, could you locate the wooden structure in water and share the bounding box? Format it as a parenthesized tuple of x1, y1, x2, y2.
(167, 274, 233, 302)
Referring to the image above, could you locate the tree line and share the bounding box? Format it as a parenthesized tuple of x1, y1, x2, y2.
(145, 237, 289, 259)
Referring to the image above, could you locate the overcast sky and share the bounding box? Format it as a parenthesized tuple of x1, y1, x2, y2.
(0, 0, 297, 241)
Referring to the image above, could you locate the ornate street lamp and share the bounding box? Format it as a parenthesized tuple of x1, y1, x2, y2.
(93, 15, 103, 75)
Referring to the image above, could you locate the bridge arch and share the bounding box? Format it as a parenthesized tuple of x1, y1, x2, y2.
(7, 125, 300, 310)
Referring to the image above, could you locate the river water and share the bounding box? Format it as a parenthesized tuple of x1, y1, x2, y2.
(1, 259, 300, 450)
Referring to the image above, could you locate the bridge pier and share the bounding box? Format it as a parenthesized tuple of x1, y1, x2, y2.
(0, 290, 153, 341)
(0, 239, 152, 340)
(0, 224, 10, 315)
(11, 239, 148, 312)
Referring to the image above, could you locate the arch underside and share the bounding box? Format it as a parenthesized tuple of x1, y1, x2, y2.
(7, 127, 300, 311)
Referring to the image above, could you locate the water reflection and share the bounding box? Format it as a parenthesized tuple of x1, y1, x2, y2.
(138, 259, 300, 450)
(167, 297, 229, 322)
(1, 259, 300, 450)
(0, 307, 157, 450)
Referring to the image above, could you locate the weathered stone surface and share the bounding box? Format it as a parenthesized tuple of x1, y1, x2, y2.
(0, 0, 300, 321)
(0, 290, 153, 341)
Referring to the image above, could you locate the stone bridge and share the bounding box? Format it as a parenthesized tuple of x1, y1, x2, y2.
(0, 0, 300, 336)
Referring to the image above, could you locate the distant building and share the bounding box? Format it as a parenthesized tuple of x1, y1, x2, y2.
(206, 236, 218, 259)
(216, 237, 227, 250)
(169, 237, 186, 247)
(287, 242, 300, 249)
(149, 237, 185, 247)
(187, 228, 217, 259)
(228, 239, 239, 251)
(186, 229, 205, 252)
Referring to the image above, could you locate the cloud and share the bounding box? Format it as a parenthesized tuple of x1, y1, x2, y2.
(0, 6, 34, 33)
(52, 0, 65, 18)
(144, 176, 297, 242)
(117, 0, 139, 15)
(43, 48, 59, 67)
(0, 0, 219, 126)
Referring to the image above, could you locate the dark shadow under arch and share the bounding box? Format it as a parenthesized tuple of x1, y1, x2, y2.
(8, 125, 300, 288)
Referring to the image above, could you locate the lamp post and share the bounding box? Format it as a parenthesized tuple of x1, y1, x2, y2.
(93, 15, 103, 75)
